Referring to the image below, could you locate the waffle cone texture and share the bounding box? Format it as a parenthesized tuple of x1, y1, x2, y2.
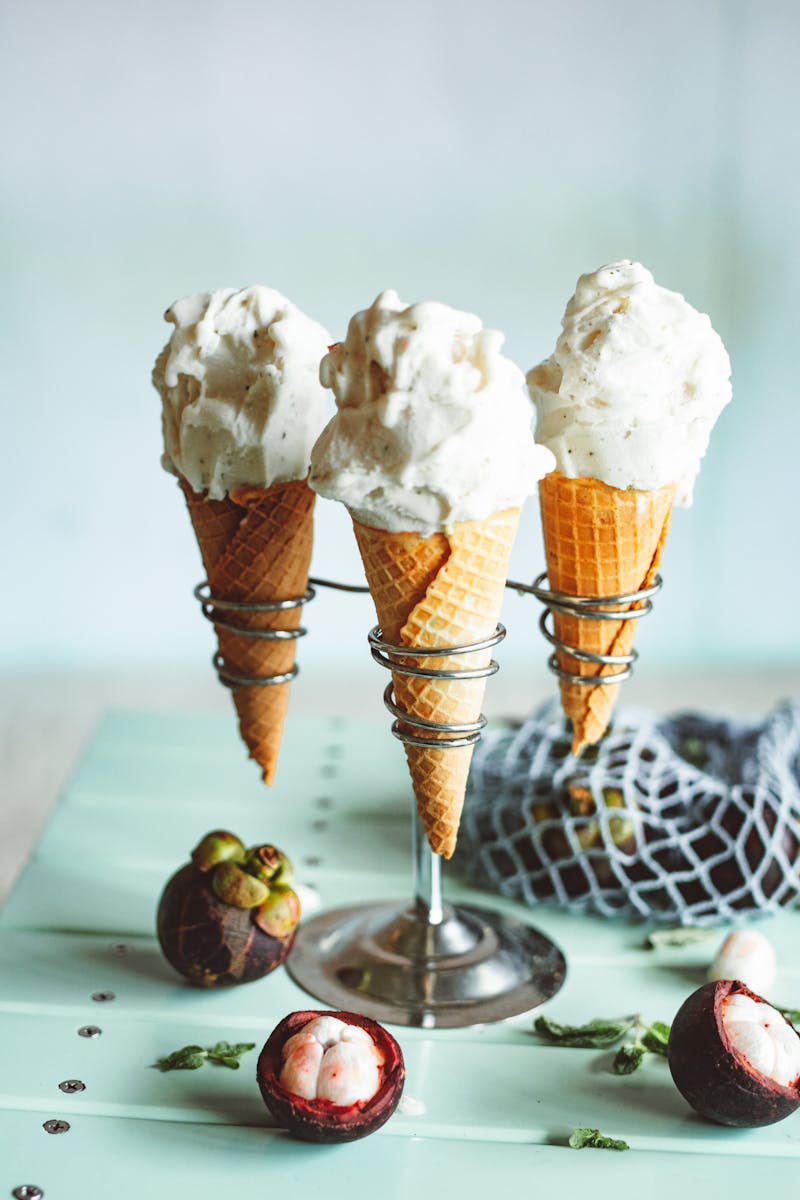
(180, 476, 314, 784)
(538, 471, 673, 756)
(353, 508, 520, 858)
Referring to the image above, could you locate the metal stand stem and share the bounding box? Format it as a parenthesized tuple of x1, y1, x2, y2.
(287, 823, 566, 1028)
(286, 619, 567, 1028)
(413, 813, 443, 925)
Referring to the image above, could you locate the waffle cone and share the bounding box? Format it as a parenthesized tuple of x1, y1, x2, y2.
(538, 471, 673, 756)
(180, 476, 314, 784)
(353, 508, 519, 858)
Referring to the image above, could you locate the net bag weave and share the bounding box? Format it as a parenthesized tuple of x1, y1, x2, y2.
(457, 701, 800, 925)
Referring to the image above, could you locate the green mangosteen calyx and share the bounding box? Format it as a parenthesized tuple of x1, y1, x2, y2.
(254, 884, 302, 939)
(191, 830, 247, 873)
(211, 861, 270, 908)
(244, 844, 295, 886)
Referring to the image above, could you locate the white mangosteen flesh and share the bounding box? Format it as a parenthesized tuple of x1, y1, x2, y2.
(279, 1015, 385, 1106)
(708, 929, 777, 996)
(722, 993, 800, 1089)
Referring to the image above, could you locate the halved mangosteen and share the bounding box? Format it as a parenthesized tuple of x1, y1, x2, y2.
(257, 1010, 405, 1142)
(668, 979, 800, 1127)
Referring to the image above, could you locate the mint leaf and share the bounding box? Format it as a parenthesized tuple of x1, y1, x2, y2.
(155, 1040, 255, 1072)
(569, 1127, 629, 1151)
(613, 1043, 645, 1075)
(776, 1006, 800, 1026)
(534, 1015, 635, 1048)
(154, 1044, 208, 1072)
(642, 1021, 670, 1056)
(231, 1042, 257, 1056)
(207, 1040, 255, 1068)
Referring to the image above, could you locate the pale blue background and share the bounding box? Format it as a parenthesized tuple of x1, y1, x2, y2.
(2, 0, 798, 682)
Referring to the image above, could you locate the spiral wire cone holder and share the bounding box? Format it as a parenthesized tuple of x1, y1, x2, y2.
(194, 576, 368, 687)
(193, 581, 316, 687)
(368, 625, 505, 749)
(514, 571, 664, 686)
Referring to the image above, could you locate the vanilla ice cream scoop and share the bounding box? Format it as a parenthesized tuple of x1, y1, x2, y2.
(527, 261, 731, 506)
(153, 285, 331, 500)
(309, 289, 554, 533)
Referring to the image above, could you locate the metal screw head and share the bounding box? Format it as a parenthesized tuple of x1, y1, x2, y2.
(91, 990, 115, 1002)
(13, 1187, 44, 1200)
(42, 1119, 70, 1134)
(58, 1079, 85, 1094)
(78, 1025, 102, 1038)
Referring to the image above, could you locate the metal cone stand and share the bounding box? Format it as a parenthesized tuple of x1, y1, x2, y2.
(286, 620, 567, 1029)
(194, 564, 666, 1027)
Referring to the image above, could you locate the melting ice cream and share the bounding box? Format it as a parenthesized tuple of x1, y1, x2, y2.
(154, 285, 331, 500)
(527, 261, 731, 505)
(310, 289, 554, 533)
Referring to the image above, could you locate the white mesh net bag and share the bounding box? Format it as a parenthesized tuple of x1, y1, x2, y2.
(457, 701, 800, 925)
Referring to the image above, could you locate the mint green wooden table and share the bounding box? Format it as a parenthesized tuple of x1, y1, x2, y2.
(2, 711, 799, 1198)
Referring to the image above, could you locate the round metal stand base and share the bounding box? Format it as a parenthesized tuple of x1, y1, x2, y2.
(287, 899, 566, 1028)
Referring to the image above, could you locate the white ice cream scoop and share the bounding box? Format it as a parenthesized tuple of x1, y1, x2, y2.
(527, 260, 731, 506)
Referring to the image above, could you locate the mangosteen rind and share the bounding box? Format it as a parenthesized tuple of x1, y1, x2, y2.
(257, 1009, 405, 1142)
(156, 861, 296, 988)
(668, 979, 800, 1127)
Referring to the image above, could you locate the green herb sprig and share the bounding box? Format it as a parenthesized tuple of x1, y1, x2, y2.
(533, 1015, 635, 1049)
(569, 1127, 629, 1151)
(612, 1020, 670, 1075)
(154, 1040, 256, 1072)
(533, 1014, 670, 1075)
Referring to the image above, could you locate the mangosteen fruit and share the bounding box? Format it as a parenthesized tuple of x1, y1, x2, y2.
(157, 830, 301, 987)
(668, 979, 800, 1127)
(528, 783, 637, 895)
(707, 928, 777, 996)
(257, 1010, 405, 1142)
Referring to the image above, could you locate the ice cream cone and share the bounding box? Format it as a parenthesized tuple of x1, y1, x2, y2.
(538, 471, 674, 756)
(180, 476, 315, 784)
(353, 507, 519, 858)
